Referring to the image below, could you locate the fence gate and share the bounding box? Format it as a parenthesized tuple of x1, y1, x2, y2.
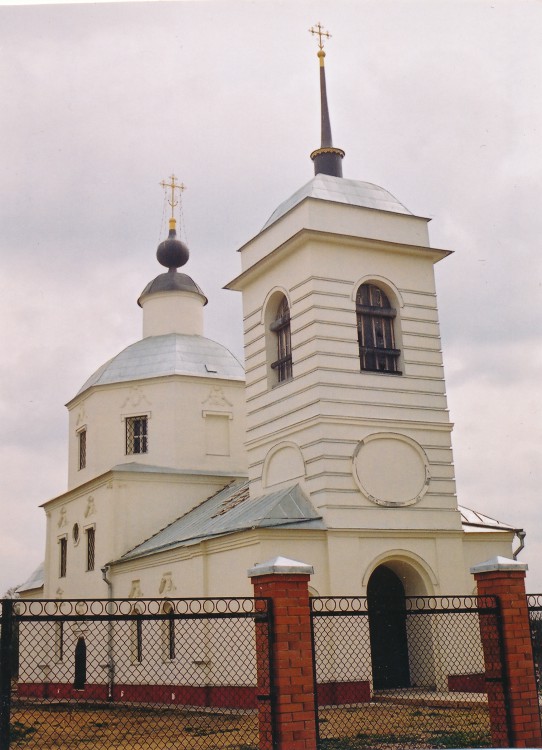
(310, 595, 509, 749)
(0, 597, 275, 750)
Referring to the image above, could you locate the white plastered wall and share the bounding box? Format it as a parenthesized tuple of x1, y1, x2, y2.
(239, 232, 460, 536)
(67, 375, 246, 490)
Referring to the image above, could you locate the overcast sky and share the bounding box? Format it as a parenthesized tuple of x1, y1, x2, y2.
(1, 0, 541, 596)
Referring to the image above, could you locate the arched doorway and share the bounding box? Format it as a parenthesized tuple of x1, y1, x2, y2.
(74, 637, 87, 690)
(367, 565, 410, 689)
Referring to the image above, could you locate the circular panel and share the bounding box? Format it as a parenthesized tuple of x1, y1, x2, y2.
(353, 433, 429, 506)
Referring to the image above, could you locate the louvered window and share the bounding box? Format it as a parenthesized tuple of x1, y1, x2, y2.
(356, 284, 401, 374)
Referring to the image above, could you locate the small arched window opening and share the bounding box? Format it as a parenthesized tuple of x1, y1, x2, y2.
(74, 637, 87, 690)
(356, 284, 401, 374)
(269, 296, 292, 383)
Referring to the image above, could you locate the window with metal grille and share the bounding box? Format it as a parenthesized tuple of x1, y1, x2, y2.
(86, 527, 95, 571)
(162, 602, 176, 660)
(56, 621, 64, 662)
(59, 537, 67, 578)
(270, 296, 292, 383)
(126, 415, 148, 455)
(356, 283, 401, 374)
(131, 606, 143, 663)
(78, 429, 86, 470)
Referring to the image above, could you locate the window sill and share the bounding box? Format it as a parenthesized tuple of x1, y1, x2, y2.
(271, 377, 293, 390)
(361, 369, 403, 376)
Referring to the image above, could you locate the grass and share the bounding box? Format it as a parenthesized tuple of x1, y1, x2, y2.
(317, 703, 493, 749)
(320, 729, 490, 749)
(10, 700, 494, 749)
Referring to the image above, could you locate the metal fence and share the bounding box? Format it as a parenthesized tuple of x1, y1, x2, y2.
(0, 597, 274, 750)
(527, 594, 542, 724)
(0, 593, 525, 750)
(310, 595, 509, 749)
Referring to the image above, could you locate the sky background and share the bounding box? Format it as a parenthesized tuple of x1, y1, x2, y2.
(1, 0, 541, 595)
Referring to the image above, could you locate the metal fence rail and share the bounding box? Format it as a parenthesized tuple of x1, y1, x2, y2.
(1, 597, 274, 750)
(310, 595, 508, 750)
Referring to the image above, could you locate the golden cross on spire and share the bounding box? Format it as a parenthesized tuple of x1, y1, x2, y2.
(160, 174, 186, 219)
(309, 22, 331, 50)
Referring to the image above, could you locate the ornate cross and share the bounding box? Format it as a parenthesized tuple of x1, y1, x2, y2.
(309, 22, 331, 50)
(160, 174, 186, 218)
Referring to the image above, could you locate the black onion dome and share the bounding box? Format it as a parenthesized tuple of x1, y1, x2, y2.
(138, 272, 208, 307)
(139, 216, 207, 306)
(156, 226, 190, 270)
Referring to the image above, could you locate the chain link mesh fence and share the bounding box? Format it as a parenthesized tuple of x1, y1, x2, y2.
(1, 598, 273, 750)
(311, 595, 507, 749)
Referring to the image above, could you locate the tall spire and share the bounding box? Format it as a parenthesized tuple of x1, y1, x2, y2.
(309, 23, 345, 178)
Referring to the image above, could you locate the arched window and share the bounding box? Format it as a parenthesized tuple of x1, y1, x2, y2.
(356, 284, 401, 374)
(74, 637, 87, 689)
(269, 296, 292, 383)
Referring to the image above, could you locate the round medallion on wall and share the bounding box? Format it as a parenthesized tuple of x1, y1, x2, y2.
(353, 433, 430, 507)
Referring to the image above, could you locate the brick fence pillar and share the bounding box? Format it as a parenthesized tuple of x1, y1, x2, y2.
(249, 556, 318, 750)
(472, 556, 542, 748)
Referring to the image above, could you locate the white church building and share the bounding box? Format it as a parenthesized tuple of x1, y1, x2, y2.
(18, 39, 523, 610)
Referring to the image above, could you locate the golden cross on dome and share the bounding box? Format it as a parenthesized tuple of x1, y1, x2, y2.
(309, 22, 331, 50)
(160, 174, 186, 219)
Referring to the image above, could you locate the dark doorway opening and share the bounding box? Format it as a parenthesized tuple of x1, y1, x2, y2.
(74, 636, 87, 690)
(368, 565, 410, 689)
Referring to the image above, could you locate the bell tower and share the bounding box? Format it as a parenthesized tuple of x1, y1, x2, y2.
(227, 27, 462, 537)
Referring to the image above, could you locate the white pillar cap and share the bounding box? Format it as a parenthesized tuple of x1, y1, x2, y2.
(248, 556, 314, 578)
(470, 555, 528, 575)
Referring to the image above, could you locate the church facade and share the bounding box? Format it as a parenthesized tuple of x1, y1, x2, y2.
(18, 42, 522, 612)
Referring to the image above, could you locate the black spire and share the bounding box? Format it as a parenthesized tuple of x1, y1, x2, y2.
(309, 23, 345, 178)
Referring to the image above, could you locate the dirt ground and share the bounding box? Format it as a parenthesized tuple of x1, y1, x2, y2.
(11, 703, 259, 749)
(10, 701, 492, 749)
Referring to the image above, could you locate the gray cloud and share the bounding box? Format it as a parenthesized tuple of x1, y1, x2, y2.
(1, 0, 541, 594)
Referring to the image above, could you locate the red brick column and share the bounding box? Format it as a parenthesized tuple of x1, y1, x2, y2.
(472, 556, 542, 748)
(249, 556, 318, 750)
